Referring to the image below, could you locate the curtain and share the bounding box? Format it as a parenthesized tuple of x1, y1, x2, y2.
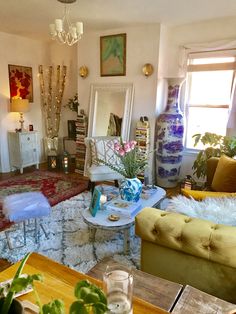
(179, 38, 236, 77)
(227, 71, 236, 136)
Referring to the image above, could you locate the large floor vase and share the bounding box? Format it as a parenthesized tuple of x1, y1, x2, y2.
(119, 177, 142, 202)
(156, 78, 185, 188)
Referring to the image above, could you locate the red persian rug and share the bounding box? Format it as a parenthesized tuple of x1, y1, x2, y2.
(0, 170, 88, 231)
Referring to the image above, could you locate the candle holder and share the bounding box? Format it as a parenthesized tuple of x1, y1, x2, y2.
(61, 151, 70, 174)
(48, 151, 59, 170)
(103, 264, 133, 314)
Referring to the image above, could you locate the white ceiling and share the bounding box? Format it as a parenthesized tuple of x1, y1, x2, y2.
(1, 0, 236, 41)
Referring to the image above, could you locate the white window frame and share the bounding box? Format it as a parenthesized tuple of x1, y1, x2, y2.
(184, 54, 236, 151)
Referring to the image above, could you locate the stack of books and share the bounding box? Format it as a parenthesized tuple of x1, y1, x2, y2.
(75, 112, 88, 174)
(141, 185, 158, 200)
(104, 197, 142, 219)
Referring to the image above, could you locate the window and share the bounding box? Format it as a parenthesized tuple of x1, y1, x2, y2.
(185, 56, 235, 149)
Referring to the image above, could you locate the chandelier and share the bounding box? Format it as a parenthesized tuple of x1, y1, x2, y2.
(49, 0, 83, 46)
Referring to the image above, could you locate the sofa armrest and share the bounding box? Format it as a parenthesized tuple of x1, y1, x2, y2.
(135, 207, 236, 269)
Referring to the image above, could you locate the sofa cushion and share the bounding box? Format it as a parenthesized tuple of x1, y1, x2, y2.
(181, 189, 236, 200)
(211, 155, 236, 192)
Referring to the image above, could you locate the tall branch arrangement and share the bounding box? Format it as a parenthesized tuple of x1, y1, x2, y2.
(38, 65, 67, 138)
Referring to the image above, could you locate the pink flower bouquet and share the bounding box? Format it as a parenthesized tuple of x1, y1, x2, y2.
(97, 139, 147, 178)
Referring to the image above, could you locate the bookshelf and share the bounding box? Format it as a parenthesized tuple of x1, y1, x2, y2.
(75, 110, 88, 174)
(135, 118, 150, 181)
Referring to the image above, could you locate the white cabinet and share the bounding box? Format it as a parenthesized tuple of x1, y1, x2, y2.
(8, 131, 39, 174)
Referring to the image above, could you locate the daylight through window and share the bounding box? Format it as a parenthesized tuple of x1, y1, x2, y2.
(185, 55, 235, 149)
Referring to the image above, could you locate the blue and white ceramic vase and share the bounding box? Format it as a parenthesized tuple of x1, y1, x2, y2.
(156, 78, 185, 188)
(119, 177, 142, 202)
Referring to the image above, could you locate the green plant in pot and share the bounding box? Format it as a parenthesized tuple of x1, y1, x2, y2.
(192, 132, 236, 179)
(0, 253, 107, 314)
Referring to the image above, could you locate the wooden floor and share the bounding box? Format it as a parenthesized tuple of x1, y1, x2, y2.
(0, 163, 180, 272)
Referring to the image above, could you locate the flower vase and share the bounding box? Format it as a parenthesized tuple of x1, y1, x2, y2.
(156, 78, 185, 188)
(119, 177, 142, 202)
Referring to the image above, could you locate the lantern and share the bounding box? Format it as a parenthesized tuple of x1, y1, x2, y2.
(62, 151, 70, 174)
(48, 151, 58, 170)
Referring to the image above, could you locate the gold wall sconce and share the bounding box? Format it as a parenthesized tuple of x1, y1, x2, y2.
(79, 66, 89, 78)
(142, 63, 154, 77)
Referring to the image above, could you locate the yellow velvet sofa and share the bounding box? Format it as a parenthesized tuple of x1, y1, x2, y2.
(182, 155, 236, 200)
(135, 207, 236, 303)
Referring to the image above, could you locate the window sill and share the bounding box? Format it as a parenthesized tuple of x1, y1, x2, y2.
(183, 148, 200, 156)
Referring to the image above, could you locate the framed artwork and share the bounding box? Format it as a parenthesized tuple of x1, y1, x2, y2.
(100, 33, 126, 76)
(8, 64, 33, 102)
(67, 120, 76, 139)
(89, 187, 102, 217)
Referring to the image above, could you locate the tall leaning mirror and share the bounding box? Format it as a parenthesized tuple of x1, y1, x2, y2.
(87, 83, 134, 141)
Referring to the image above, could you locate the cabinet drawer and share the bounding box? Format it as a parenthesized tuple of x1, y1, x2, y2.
(20, 133, 36, 149)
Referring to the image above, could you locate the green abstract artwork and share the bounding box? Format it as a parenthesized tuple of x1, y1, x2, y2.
(100, 33, 126, 76)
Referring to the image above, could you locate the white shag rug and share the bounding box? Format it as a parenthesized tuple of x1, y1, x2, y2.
(166, 195, 236, 226)
(0, 191, 140, 273)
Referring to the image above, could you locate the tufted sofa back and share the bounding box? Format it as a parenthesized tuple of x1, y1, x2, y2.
(135, 207, 236, 302)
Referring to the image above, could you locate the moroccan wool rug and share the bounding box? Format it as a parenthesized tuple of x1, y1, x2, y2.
(0, 171, 88, 231)
(0, 191, 140, 273)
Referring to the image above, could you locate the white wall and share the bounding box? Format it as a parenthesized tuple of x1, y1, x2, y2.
(0, 33, 78, 173)
(0, 32, 49, 172)
(77, 24, 161, 183)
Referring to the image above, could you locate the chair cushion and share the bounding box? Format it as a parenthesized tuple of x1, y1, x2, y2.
(181, 189, 236, 200)
(88, 165, 123, 181)
(211, 155, 236, 192)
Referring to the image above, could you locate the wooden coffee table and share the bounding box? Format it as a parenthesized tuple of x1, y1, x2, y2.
(0, 253, 169, 314)
(87, 257, 183, 312)
(172, 285, 236, 314)
(82, 186, 166, 254)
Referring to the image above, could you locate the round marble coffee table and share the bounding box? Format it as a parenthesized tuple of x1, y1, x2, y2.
(82, 186, 166, 254)
(82, 208, 134, 254)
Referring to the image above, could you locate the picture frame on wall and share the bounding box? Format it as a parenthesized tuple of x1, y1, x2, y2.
(8, 64, 33, 102)
(100, 33, 126, 76)
(67, 120, 76, 139)
(89, 187, 102, 217)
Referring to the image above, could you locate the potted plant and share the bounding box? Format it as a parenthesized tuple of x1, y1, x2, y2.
(192, 132, 236, 179)
(0, 253, 108, 314)
(97, 139, 148, 202)
(64, 94, 80, 113)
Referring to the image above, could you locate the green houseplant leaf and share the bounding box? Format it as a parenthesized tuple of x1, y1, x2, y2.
(192, 132, 236, 179)
(0, 254, 107, 314)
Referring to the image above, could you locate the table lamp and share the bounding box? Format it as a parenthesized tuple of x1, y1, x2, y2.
(10, 98, 29, 131)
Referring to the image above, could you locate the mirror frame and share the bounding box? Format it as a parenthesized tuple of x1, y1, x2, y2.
(87, 83, 134, 141)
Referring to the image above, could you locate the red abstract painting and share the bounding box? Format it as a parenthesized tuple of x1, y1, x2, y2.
(8, 64, 33, 102)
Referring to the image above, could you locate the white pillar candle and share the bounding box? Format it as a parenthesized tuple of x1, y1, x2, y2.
(70, 26, 77, 39)
(49, 24, 56, 35)
(100, 194, 107, 205)
(76, 22, 83, 34)
(55, 19, 63, 32)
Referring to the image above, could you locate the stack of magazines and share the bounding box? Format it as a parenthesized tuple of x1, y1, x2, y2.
(104, 198, 142, 219)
